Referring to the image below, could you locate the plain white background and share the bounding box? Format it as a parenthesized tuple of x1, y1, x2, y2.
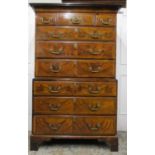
(0, 0, 155, 155)
(28, 1, 127, 131)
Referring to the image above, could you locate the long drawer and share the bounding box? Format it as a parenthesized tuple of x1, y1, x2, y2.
(33, 80, 117, 96)
(36, 27, 115, 41)
(32, 115, 116, 135)
(35, 59, 115, 78)
(33, 97, 116, 115)
(36, 42, 116, 59)
(36, 13, 116, 26)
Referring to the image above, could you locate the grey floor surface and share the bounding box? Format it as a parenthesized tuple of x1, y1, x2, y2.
(29, 132, 127, 155)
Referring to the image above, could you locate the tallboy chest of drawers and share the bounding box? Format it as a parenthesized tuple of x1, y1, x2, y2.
(30, 1, 125, 152)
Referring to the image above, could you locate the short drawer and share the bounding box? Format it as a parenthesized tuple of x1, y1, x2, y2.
(96, 13, 116, 26)
(73, 116, 116, 135)
(36, 42, 116, 59)
(33, 80, 117, 96)
(32, 116, 72, 135)
(36, 13, 57, 25)
(35, 60, 115, 78)
(33, 97, 74, 114)
(36, 27, 115, 41)
(74, 97, 116, 115)
(35, 59, 76, 77)
(58, 13, 95, 26)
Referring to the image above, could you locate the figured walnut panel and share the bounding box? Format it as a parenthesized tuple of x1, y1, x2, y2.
(36, 42, 116, 59)
(33, 97, 74, 114)
(36, 27, 115, 41)
(58, 13, 95, 26)
(33, 80, 117, 97)
(35, 59, 115, 78)
(33, 97, 116, 115)
(35, 59, 76, 77)
(33, 116, 72, 135)
(74, 97, 116, 115)
(33, 81, 75, 96)
(77, 60, 115, 77)
(73, 116, 116, 135)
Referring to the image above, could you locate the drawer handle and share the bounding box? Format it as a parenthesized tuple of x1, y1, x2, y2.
(50, 32, 63, 39)
(89, 66, 102, 73)
(48, 103, 61, 111)
(71, 17, 81, 24)
(41, 17, 54, 24)
(49, 48, 64, 55)
(88, 49, 104, 55)
(88, 103, 101, 111)
(48, 122, 63, 131)
(88, 86, 100, 94)
(50, 64, 61, 73)
(99, 18, 112, 25)
(87, 123, 101, 131)
(48, 86, 61, 93)
(90, 32, 101, 39)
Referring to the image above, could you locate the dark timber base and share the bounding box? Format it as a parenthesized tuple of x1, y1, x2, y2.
(30, 134, 118, 152)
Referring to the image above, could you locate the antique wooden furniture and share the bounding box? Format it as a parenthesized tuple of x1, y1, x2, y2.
(30, 0, 126, 152)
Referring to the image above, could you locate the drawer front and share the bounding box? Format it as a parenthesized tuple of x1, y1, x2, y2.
(74, 97, 116, 115)
(96, 13, 116, 26)
(76, 81, 117, 96)
(36, 13, 116, 26)
(33, 81, 75, 96)
(73, 116, 116, 135)
(33, 116, 72, 135)
(58, 13, 94, 26)
(77, 42, 115, 59)
(36, 13, 57, 25)
(36, 60, 115, 77)
(33, 97, 74, 114)
(33, 97, 116, 115)
(77, 60, 115, 77)
(35, 60, 76, 77)
(36, 42, 75, 58)
(33, 81, 117, 97)
(36, 27, 115, 41)
(36, 42, 115, 59)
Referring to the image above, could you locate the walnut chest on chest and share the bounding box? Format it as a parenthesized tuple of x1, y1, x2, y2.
(30, 1, 125, 151)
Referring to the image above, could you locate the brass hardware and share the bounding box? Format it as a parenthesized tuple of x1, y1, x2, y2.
(90, 32, 101, 39)
(50, 32, 63, 39)
(87, 49, 104, 55)
(99, 18, 112, 25)
(41, 17, 53, 24)
(48, 86, 61, 93)
(88, 103, 101, 111)
(50, 64, 61, 73)
(87, 123, 101, 131)
(48, 123, 61, 131)
(88, 86, 100, 94)
(71, 17, 81, 24)
(49, 44, 64, 55)
(48, 103, 61, 111)
(89, 66, 102, 73)
(49, 48, 64, 55)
